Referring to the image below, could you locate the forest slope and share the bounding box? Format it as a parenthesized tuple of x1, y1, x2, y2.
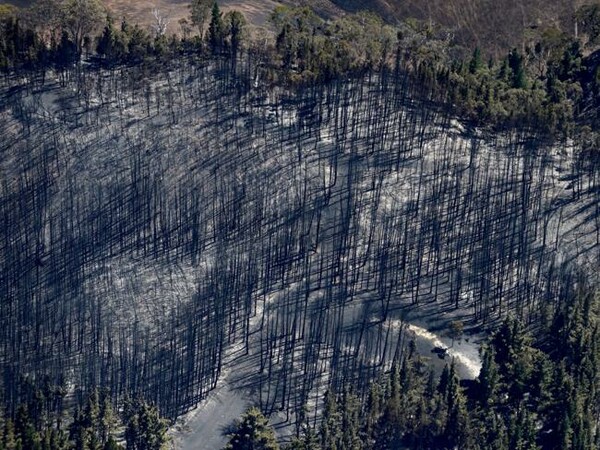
(0, 0, 588, 53)
(0, 2, 599, 449)
(1, 53, 598, 424)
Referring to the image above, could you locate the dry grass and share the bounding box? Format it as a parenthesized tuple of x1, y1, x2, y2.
(0, 0, 279, 34)
(103, 0, 344, 34)
(0, 0, 343, 35)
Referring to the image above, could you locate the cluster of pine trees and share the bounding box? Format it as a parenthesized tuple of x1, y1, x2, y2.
(0, 388, 168, 450)
(0, 1, 245, 71)
(2, 1, 600, 137)
(226, 288, 599, 449)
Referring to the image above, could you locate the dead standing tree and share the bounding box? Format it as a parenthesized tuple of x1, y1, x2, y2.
(0, 53, 596, 425)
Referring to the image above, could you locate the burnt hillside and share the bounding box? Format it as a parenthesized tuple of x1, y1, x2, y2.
(0, 54, 598, 426)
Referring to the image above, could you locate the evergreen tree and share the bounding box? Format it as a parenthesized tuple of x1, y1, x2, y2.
(480, 410, 509, 450)
(364, 382, 382, 441)
(437, 364, 450, 397)
(69, 408, 89, 450)
(4, 420, 18, 450)
(96, 16, 128, 63)
(140, 403, 168, 450)
(54, 31, 78, 68)
(15, 405, 40, 450)
(124, 411, 139, 450)
(285, 426, 320, 450)
(444, 361, 471, 448)
(478, 345, 499, 407)
(84, 389, 100, 439)
(224, 407, 279, 450)
(208, 2, 224, 54)
(99, 391, 116, 445)
(319, 391, 341, 450)
(339, 389, 361, 450)
(123, 399, 168, 450)
(508, 49, 527, 88)
(225, 11, 246, 55)
(469, 47, 483, 74)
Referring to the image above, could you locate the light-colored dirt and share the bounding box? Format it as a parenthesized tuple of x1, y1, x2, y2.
(1, 0, 344, 35)
(103, 0, 283, 34)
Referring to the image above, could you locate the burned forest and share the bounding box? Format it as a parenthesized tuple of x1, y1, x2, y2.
(0, 47, 599, 449)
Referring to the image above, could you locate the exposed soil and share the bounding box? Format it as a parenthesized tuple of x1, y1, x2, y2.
(0, 0, 344, 35)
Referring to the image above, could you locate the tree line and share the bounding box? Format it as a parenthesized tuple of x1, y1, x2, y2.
(2, 2, 600, 138)
(0, 0, 246, 70)
(0, 386, 168, 450)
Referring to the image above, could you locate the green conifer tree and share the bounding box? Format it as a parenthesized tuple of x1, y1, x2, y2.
(4, 420, 18, 450)
(319, 391, 341, 450)
(469, 47, 483, 74)
(478, 346, 499, 407)
(208, 2, 224, 54)
(224, 407, 279, 450)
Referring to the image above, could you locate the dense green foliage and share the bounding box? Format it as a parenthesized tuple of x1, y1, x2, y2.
(189, 0, 212, 39)
(264, 6, 600, 137)
(0, 388, 168, 450)
(225, 407, 280, 450)
(270, 7, 397, 81)
(0, 1, 246, 71)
